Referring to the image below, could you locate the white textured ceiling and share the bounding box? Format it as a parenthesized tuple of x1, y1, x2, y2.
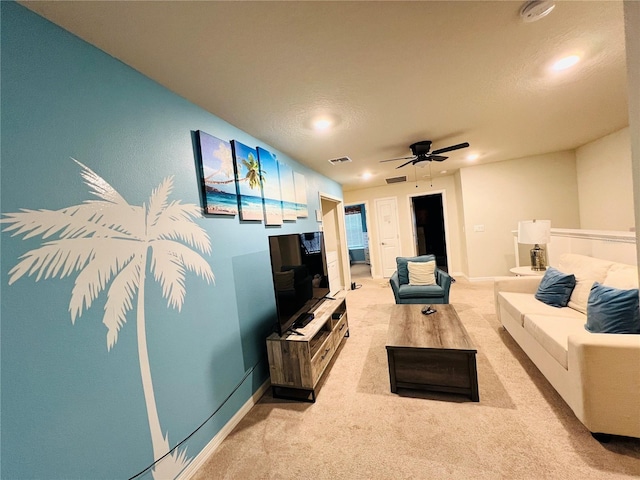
(21, 1, 628, 191)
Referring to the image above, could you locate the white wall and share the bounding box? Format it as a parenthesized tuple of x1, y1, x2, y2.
(344, 175, 463, 278)
(576, 127, 635, 231)
(459, 151, 581, 278)
(624, 1, 640, 266)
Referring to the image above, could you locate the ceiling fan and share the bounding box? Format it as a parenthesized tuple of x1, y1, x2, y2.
(380, 140, 470, 168)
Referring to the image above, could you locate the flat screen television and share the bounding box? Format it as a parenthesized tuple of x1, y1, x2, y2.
(268, 231, 331, 335)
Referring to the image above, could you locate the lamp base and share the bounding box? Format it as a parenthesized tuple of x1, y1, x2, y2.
(530, 244, 547, 271)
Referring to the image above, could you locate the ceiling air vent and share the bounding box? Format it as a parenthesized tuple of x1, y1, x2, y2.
(385, 175, 407, 184)
(328, 156, 352, 165)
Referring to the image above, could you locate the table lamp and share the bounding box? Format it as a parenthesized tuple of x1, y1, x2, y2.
(517, 220, 551, 271)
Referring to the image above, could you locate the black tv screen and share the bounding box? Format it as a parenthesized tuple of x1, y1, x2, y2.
(268, 232, 330, 335)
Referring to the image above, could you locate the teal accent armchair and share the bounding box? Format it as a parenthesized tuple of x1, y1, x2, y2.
(389, 255, 452, 304)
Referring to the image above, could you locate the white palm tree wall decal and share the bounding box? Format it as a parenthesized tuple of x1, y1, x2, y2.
(1, 158, 214, 480)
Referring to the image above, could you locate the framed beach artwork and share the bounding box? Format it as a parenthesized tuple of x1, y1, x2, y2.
(196, 130, 238, 215)
(278, 162, 297, 222)
(293, 171, 309, 218)
(231, 140, 264, 221)
(256, 147, 283, 225)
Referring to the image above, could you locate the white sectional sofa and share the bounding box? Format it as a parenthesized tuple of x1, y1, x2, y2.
(494, 253, 640, 440)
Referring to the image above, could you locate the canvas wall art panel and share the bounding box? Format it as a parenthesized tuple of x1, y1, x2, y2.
(196, 130, 238, 215)
(278, 163, 297, 221)
(231, 140, 264, 221)
(294, 172, 309, 218)
(256, 147, 283, 226)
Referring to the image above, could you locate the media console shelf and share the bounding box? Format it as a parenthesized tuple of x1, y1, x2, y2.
(266, 290, 349, 402)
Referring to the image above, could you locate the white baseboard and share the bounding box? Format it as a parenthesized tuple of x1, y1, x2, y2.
(451, 272, 497, 282)
(177, 379, 271, 480)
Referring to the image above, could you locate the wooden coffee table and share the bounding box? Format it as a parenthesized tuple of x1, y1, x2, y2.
(386, 304, 479, 401)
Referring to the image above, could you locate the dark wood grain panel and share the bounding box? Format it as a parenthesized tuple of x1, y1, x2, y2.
(392, 349, 472, 388)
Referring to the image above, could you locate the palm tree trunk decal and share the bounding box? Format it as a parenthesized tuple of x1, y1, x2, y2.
(136, 254, 166, 461)
(1, 159, 214, 480)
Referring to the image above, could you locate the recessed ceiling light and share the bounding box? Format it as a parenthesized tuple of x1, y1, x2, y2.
(551, 55, 580, 71)
(361, 172, 372, 180)
(466, 154, 479, 161)
(440, 170, 448, 174)
(312, 117, 333, 131)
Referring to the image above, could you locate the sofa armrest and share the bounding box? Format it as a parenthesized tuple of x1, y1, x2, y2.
(389, 271, 401, 303)
(494, 276, 542, 294)
(493, 276, 542, 320)
(435, 268, 452, 303)
(568, 331, 640, 436)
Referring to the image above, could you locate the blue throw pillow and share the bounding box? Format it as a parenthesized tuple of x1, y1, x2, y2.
(534, 267, 576, 307)
(585, 282, 640, 334)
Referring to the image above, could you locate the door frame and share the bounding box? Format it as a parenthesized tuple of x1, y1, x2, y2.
(374, 196, 402, 278)
(406, 189, 451, 269)
(319, 192, 351, 293)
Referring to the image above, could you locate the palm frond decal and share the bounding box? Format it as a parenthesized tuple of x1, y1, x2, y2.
(71, 157, 129, 205)
(1, 158, 212, 479)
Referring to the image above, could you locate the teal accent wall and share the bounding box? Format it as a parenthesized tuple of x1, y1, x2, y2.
(0, 3, 342, 479)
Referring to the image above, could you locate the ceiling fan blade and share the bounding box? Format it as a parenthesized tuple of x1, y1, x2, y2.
(430, 155, 448, 162)
(396, 159, 417, 169)
(431, 142, 470, 155)
(380, 155, 416, 163)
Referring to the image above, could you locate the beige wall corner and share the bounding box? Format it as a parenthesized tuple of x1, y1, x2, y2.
(576, 127, 634, 230)
(624, 1, 640, 266)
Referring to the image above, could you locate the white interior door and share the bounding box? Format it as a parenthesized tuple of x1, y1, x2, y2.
(375, 197, 401, 278)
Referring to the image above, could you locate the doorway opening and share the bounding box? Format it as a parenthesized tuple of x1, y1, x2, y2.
(344, 203, 371, 280)
(411, 193, 448, 272)
(319, 193, 351, 294)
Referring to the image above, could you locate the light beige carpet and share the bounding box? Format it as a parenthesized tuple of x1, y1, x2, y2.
(191, 275, 640, 479)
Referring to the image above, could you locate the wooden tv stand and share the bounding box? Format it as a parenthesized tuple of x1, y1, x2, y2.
(266, 290, 349, 402)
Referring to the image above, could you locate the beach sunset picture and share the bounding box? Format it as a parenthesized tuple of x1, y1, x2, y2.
(294, 171, 308, 217)
(231, 140, 265, 221)
(257, 147, 283, 225)
(197, 131, 238, 215)
(278, 162, 297, 221)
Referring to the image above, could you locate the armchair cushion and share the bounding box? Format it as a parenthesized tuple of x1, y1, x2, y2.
(397, 284, 445, 299)
(397, 255, 436, 285)
(408, 260, 437, 285)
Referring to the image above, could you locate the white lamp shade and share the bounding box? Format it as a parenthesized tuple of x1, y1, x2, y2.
(518, 220, 551, 244)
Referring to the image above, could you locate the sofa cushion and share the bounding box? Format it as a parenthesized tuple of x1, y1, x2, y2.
(603, 264, 639, 290)
(498, 292, 585, 327)
(396, 255, 436, 285)
(558, 253, 614, 314)
(408, 260, 436, 285)
(523, 315, 586, 369)
(585, 282, 640, 334)
(535, 267, 576, 307)
(397, 283, 444, 299)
